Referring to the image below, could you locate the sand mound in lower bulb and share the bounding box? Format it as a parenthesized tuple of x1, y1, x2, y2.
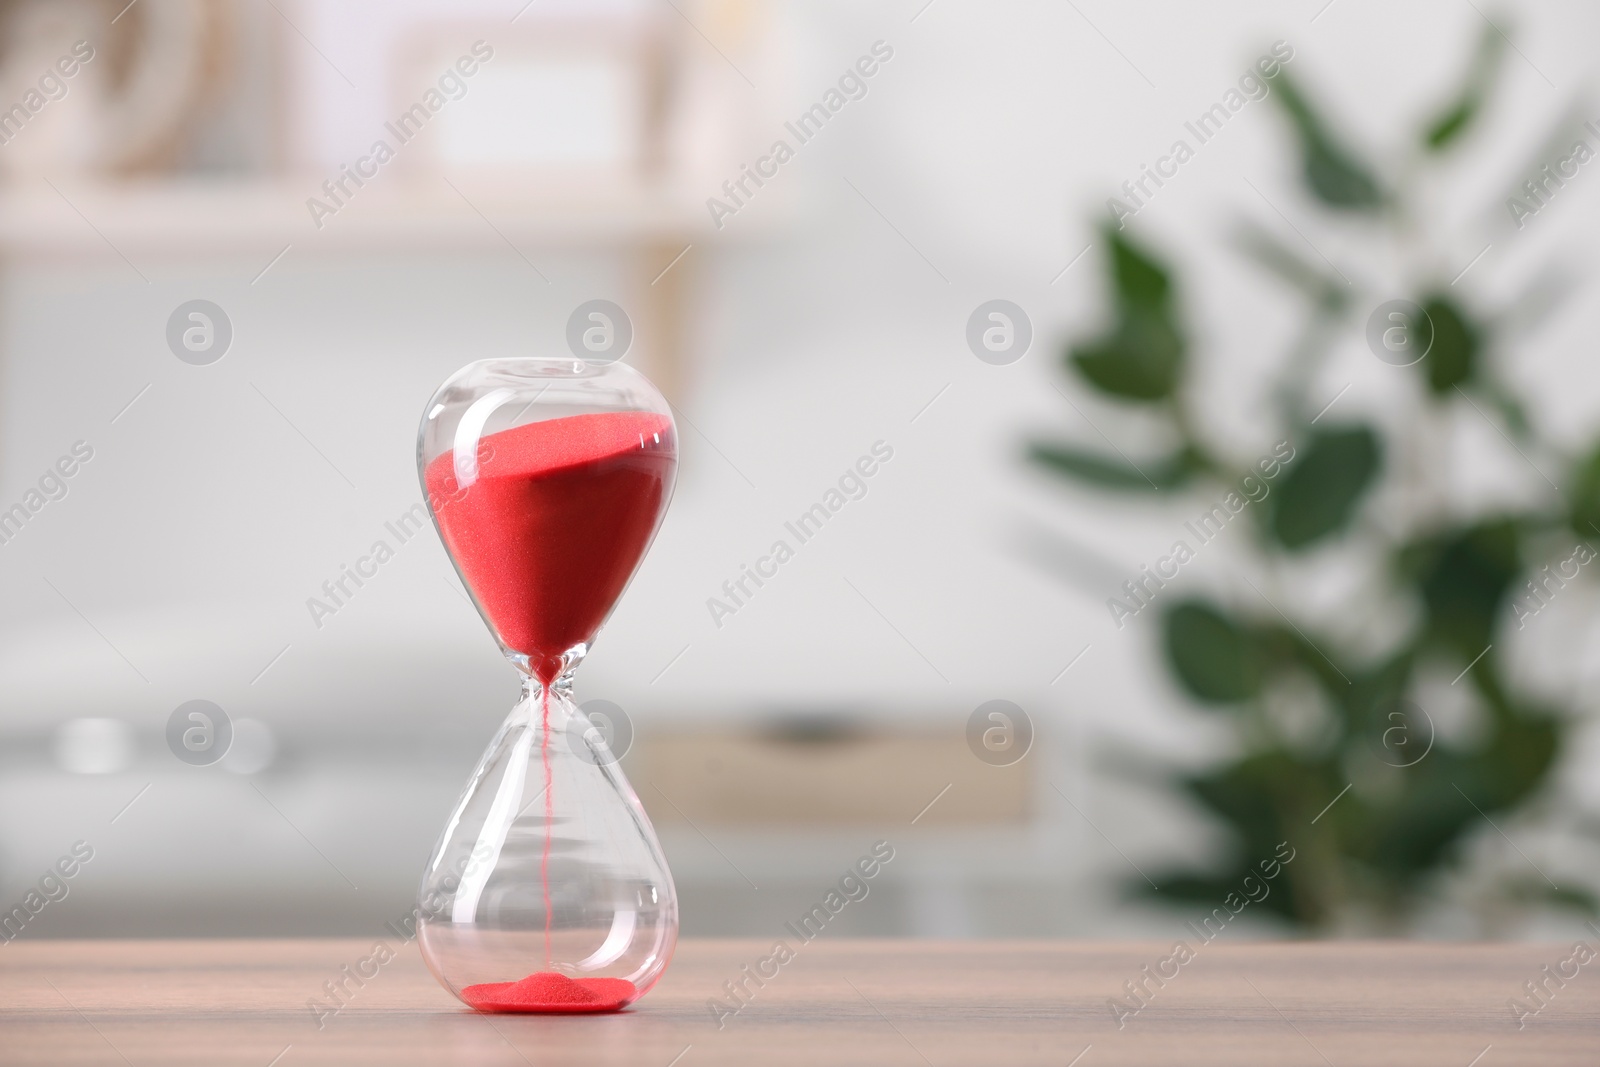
(461, 972, 637, 1014)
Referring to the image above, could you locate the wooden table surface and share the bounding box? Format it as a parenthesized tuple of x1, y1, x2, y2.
(2, 938, 1596, 1065)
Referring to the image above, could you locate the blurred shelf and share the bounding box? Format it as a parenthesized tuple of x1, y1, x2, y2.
(635, 731, 1031, 827)
(0, 173, 762, 397)
(0, 175, 733, 258)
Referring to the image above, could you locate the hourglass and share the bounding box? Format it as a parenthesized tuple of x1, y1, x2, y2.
(414, 357, 678, 1013)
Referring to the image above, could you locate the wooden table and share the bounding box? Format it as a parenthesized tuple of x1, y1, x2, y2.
(2, 938, 1595, 1065)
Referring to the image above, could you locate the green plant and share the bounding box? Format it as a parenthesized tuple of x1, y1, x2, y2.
(1033, 25, 1597, 932)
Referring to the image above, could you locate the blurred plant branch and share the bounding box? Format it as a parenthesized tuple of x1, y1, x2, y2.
(1034, 21, 1600, 933)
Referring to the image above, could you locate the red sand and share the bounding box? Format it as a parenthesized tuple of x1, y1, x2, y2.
(425, 411, 675, 684)
(461, 972, 637, 1014)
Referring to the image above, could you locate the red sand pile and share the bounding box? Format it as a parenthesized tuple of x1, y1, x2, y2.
(461, 972, 637, 1014)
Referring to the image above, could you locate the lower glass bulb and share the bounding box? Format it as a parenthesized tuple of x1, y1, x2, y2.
(417, 681, 677, 1013)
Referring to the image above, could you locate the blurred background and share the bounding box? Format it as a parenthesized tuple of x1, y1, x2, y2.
(4, 0, 1600, 944)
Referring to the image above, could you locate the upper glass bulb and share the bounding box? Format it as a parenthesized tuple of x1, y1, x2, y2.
(419, 358, 677, 684)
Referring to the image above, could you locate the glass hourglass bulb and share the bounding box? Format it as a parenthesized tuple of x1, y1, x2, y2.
(414, 357, 678, 1013)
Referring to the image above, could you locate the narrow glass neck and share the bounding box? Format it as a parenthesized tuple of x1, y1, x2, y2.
(520, 672, 574, 703)
(508, 642, 588, 695)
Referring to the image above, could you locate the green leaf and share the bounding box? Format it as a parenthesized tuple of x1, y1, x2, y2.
(1304, 139, 1384, 210)
(1027, 442, 1197, 491)
(1268, 70, 1384, 210)
(1107, 225, 1172, 313)
(1368, 699, 1556, 882)
(1171, 752, 1320, 923)
(1407, 518, 1521, 657)
(1070, 312, 1184, 401)
(1164, 600, 1263, 703)
(1354, 697, 1559, 890)
(1362, 752, 1487, 878)
(1131, 743, 1356, 927)
(1479, 710, 1559, 807)
(1424, 23, 1505, 151)
(1268, 427, 1381, 550)
(1421, 296, 1479, 393)
(1256, 619, 1358, 699)
(1426, 103, 1477, 152)
(1568, 441, 1600, 537)
(1067, 228, 1187, 402)
(1328, 651, 1414, 738)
